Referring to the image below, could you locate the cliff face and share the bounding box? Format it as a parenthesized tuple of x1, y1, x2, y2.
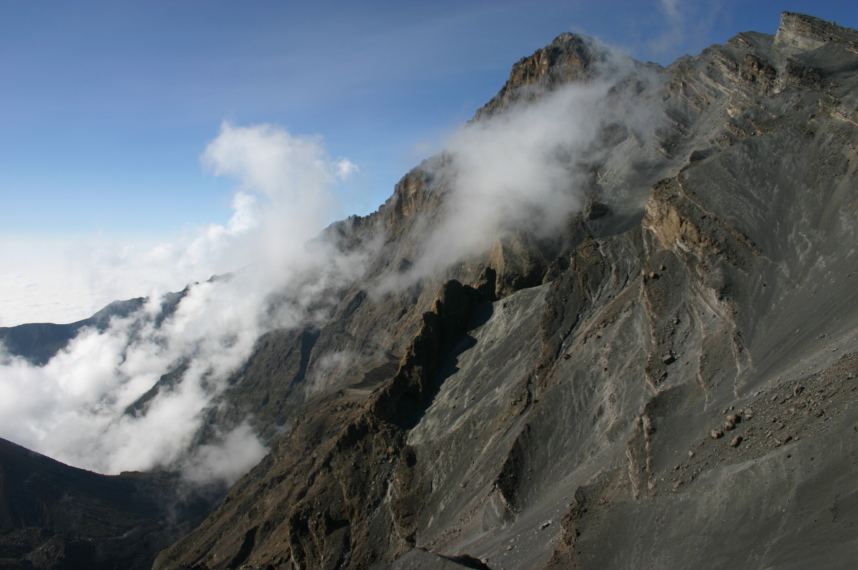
(4, 11, 858, 570)
(149, 12, 858, 570)
(776, 11, 858, 52)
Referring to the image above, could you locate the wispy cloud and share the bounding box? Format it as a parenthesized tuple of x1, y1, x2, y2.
(659, 0, 682, 22)
(647, 0, 725, 58)
(379, 41, 663, 290)
(404, 83, 603, 281)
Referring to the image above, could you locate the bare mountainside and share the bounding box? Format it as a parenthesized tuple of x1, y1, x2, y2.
(3, 11, 858, 570)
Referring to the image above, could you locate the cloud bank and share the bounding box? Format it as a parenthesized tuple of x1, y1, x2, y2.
(0, 122, 369, 484)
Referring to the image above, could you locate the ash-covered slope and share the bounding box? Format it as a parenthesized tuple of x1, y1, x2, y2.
(153, 12, 858, 570)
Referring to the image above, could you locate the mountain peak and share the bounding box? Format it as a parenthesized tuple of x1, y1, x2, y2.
(472, 32, 605, 121)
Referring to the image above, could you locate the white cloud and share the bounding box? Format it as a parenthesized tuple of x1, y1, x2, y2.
(647, 0, 725, 59)
(0, 239, 113, 327)
(0, 122, 373, 483)
(0, 286, 262, 475)
(404, 82, 605, 279)
(333, 158, 360, 181)
(182, 422, 268, 486)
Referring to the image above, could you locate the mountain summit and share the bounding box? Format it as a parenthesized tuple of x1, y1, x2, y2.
(3, 12, 858, 570)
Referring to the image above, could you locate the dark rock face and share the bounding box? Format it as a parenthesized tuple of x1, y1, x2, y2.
(6, 11, 858, 570)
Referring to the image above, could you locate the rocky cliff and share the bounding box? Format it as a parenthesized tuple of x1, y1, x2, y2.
(3, 11, 858, 570)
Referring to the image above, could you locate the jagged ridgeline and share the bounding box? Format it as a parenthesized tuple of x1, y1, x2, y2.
(3, 11, 858, 570)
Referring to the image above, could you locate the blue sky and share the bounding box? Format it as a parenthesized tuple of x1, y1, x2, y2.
(1, 0, 856, 325)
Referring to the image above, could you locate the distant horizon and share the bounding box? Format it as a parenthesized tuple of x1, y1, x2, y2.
(2, 0, 856, 327)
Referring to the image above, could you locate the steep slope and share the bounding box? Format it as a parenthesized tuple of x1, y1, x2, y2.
(154, 11, 858, 570)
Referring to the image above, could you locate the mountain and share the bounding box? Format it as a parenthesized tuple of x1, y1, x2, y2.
(4, 11, 858, 569)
